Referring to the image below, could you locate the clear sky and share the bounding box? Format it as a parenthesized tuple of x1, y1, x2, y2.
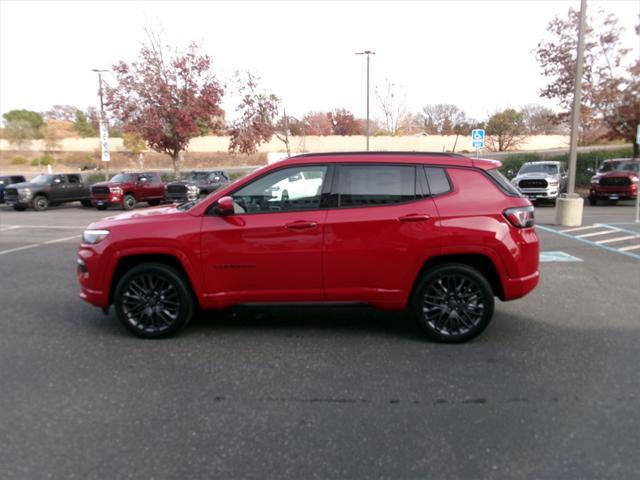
(0, 0, 638, 123)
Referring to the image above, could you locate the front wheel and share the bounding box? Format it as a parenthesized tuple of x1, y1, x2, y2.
(412, 264, 494, 343)
(122, 194, 136, 210)
(113, 263, 195, 338)
(32, 195, 49, 211)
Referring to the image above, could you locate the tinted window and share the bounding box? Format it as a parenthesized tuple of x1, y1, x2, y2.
(518, 163, 559, 175)
(67, 175, 80, 183)
(424, 167, 451, 196)
(336, 165, 415, 207)
(487, 168, 521, 197)
(231, 166, 327, 213)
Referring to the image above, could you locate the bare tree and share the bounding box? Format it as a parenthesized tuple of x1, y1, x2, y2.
(520, 104, 566, 135)
(375, 79, 408, 136)
(419, 104, 467, 135)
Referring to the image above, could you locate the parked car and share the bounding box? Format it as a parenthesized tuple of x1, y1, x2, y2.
(0, 175, 26, 203)
(589, 158, 628, 185)
(165, 170, 230, 203)
(4, 173, 91, 211)
(589, 159, 639, 205)
(510, 161, 567, 203)
(78, 152, 539, 342)
(90, 172, 165, 210)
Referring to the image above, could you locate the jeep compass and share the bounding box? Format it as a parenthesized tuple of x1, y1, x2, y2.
(77, 152, 539, 342)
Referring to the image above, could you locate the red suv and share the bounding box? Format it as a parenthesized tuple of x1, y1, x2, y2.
(77, 153, 539, 342)
(90, 172, 165, 210)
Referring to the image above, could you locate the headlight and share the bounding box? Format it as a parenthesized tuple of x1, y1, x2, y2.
(19, 188, 32, 198)
(188, 185, 199, 192)
(109, 187, 123, 194)
(590, 176, 598, 184)
(631, 176, 639, 184)
(82, 229, 110, 244)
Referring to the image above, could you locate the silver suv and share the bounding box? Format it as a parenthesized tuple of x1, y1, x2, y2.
(510, 161, 567, 203)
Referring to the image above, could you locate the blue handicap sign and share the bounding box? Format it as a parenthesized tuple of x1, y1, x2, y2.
(471, 129, 485, 149)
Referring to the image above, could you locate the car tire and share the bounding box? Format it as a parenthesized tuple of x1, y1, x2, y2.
(588, 195, 597, 206)
(81, 200, 92, 208)
(96, 205, 108, 211)
(148, 199, 161, 206)
(32, 195, 49, 211)
(411, 263, 494, 343)
(122, 194, 136, 210)
(113, 262, 195, 339)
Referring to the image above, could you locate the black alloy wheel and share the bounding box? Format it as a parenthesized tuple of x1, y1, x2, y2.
(114, 263, 194, 338)
(413, 264, 494, 342)
(32, 195, 49, 211)
(122, 194, 136, 210)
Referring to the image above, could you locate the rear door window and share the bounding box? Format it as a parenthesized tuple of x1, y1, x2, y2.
(336, 165, 416, 207)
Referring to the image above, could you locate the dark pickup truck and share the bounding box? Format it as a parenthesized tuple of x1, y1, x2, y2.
(0, 175, 27, 203)
(4, 173, 92, 211)
(165, 170, 230, 203)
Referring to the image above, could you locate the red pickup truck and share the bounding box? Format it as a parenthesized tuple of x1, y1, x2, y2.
(90, 172, 165, 210)
(589, 160, 639, 205)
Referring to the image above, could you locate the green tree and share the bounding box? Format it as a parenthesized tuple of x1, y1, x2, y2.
(5, 120, 35, 148)
(485, 109, 526, 152)
(73, 110, 97, 137)
(2, 109, 44, 137)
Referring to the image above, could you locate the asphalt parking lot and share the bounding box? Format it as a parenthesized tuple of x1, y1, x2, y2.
(1, 202, 639, 479)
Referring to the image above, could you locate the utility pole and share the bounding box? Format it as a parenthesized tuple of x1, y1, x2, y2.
(92, 68, 110, 180)
(555, 0, 587, 226)
(356, 51, 375, 151)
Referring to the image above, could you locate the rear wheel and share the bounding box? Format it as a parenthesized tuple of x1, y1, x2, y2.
(412, 264, 494, 343)
(122, 194, 136, 210)
(113, 263, 194, 338)
(32, 195, 49, 211)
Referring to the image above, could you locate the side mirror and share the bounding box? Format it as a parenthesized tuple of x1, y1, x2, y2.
(586, 167, 594, 174)
(214, 196, 234, 216)
(507, 169, 515, 178)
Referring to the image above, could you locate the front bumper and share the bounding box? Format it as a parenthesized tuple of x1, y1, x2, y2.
(91, 193, 123, 207)
(517, 188, 560, 200)
(590, 185, 637, 199)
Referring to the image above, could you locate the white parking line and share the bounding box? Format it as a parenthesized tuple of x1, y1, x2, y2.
(0, 235, 80, 256)
(560, 225, 602, 233)
(576, 230, 619, 238)
(619, 244, 640, 252)
(0, 224, 86, 230)
(0, 226, 21, 232)
(596, 235, 640, 244)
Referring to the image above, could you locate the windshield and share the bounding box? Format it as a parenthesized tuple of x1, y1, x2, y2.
(30, 174, 53, 184)
(110, 173, 136, 182)
(615, 162, 640, 173)
(518, 163, 559, 175)
(186, 172, 212, 181)
(599, 161, 621, 173)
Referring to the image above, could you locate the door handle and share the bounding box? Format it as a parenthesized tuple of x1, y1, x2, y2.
(398, 214, 430, 222)
(285, 221, 318, 231)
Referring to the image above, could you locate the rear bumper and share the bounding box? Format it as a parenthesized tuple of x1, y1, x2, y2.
(503, 271, 540, 301)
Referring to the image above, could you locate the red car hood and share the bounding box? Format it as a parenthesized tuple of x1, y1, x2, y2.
(88, 205, 185, 229)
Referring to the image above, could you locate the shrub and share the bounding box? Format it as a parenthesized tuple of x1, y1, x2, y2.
(11, 156, 28, 165)
(86, 172, 107, 184)
(31, 155, 56, 166)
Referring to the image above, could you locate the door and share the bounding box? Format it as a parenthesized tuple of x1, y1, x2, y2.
(323, 164, 441, 305)
(200, 165, 330, 306)
(51, 174, 68, 200)
(66, 174, 85, 199)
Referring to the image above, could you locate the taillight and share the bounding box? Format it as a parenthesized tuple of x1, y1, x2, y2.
(503, 206, 535, 228)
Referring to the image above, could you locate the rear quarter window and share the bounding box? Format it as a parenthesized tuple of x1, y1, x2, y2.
(487, 169, 522, 197)
(424, 167, 452, 196)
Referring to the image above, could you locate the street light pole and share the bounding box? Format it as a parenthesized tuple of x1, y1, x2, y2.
(356, 50, 375, 151)
(92, 68, 109, 180)
(554, 0, 587, 227)
(567, 0, 587, 195)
